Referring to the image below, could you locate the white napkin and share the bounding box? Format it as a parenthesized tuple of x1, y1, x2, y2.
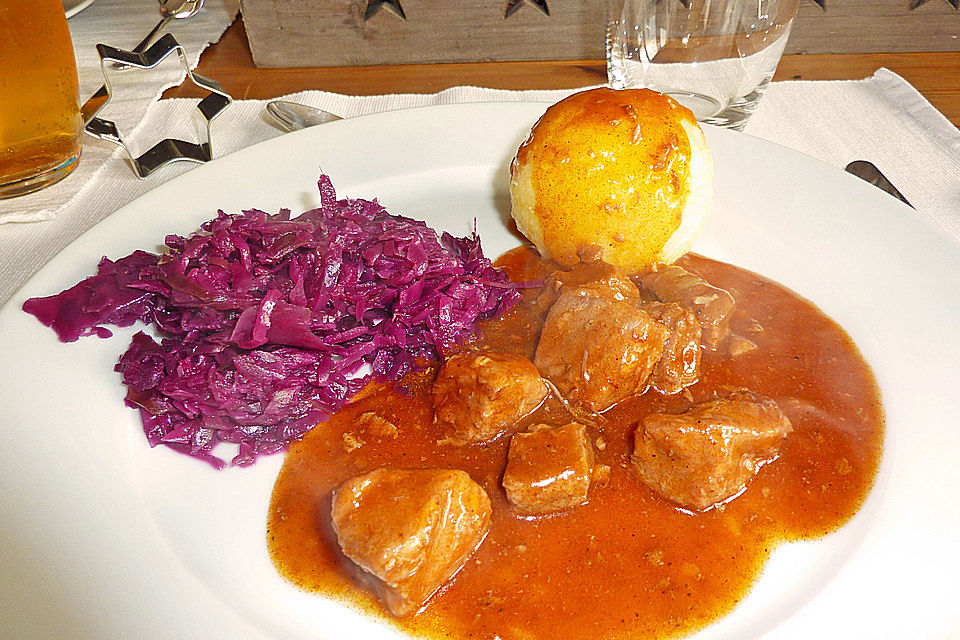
(0, 0, 239, 223)
(747, 69, 960, 239)
(2, 68, 959, 305)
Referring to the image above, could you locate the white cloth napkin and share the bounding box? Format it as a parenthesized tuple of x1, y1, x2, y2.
(748, 69, 960, 238)
(1, 66, 959, 305)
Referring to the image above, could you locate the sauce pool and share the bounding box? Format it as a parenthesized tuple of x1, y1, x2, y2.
(267, 248, 884, 640)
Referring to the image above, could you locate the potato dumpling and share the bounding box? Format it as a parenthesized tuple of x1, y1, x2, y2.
(510, 88, 713, 272)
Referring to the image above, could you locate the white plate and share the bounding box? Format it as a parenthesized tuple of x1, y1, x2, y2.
(1, 103, 958, 640)
(63, 0, 97, 18)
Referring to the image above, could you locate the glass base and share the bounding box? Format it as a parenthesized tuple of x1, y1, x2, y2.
(662, 92, 724, 120)
(664, 89, 767, 132)
(0, 149, 81, 199)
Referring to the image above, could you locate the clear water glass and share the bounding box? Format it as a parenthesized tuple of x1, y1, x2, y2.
(606, 0, 798, 130)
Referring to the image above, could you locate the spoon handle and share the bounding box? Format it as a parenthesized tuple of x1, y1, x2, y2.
(110, 15, 171, 70)
(133, 15, 172, 54)
(266, 100, 342, 132)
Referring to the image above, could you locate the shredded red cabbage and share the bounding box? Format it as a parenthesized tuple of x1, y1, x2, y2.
(23, 176, 520, 469)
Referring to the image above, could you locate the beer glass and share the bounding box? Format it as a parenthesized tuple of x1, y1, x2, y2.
(0, 0, 83, 198)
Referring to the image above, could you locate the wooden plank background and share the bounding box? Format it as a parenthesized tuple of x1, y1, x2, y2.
(789, 0, 960, 54)
(241, 0, 960, 68)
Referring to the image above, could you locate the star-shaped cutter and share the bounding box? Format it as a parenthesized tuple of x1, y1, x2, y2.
(80, 33, 233, 179)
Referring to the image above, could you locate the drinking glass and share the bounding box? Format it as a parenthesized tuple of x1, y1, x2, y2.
(606, 0, 799, 130)
(0, 0, 83, 199)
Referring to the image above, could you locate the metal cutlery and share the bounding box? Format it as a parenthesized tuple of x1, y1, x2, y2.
(844, 160, 913, 208)
(265, 100, 342, 132)
(113, 0, 204, 69)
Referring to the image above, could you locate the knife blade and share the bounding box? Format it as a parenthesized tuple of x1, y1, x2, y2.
(844, 160, 913, 209)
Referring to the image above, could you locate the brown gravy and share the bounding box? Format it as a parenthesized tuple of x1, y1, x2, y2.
(267, 248, 884, 640)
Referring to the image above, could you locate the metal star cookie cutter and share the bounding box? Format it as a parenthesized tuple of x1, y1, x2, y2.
(80, 33, 233, 179)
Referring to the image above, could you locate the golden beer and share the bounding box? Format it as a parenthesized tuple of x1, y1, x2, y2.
(0, 0, 82, 198)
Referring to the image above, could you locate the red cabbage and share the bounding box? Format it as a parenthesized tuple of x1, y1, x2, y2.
(23, 176, 520, 469)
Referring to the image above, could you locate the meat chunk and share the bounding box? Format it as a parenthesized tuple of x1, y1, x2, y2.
(639, 264, 736, 350)
(433, 352, 549, 444)
(331, 468, 492, 616)
(541, 258, 641, 308)
(503, 423, 594, 515)
(631, 391, 792, 511)
(535, 290, 668, 412)
(640, 301, 702, 394)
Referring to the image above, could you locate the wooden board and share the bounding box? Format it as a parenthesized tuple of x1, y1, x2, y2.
(240, 0, 960, 68)
(241, 0, 607, 67)
(789, 0, 960, 54)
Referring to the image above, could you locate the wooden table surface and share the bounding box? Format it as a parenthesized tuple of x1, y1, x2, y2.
(166, 20, 960, 128)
